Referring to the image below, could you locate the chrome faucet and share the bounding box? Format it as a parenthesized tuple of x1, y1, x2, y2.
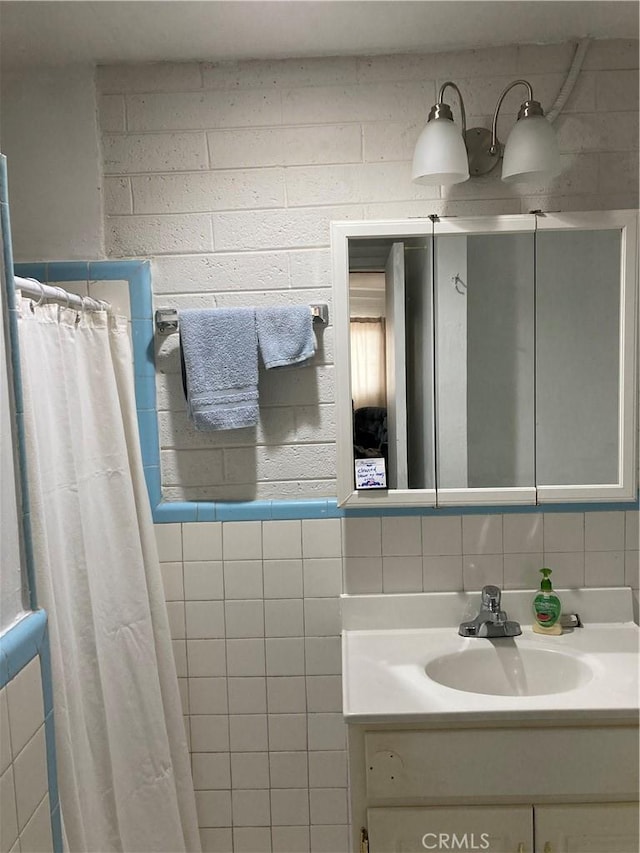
(458, 585, 522, 638)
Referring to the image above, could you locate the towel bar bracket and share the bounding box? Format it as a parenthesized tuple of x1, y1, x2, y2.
(154, 304, 329, 336)
(155, 309, 180, 335)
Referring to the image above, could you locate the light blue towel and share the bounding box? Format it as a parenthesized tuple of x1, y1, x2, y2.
(179, 307, 258, 430)
(256, 306, 316, 368)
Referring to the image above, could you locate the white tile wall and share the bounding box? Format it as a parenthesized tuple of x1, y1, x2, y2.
(0, 657, 53, 853)
(155, 509, 639, 849)
(98, 40, 639, 502)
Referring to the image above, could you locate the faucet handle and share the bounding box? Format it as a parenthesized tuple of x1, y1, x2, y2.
(481, 585, 501, 611)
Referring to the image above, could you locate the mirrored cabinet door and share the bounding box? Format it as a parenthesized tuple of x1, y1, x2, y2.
(333, 222, 437, 507)
(433, 217, 537, 506)
(535, 211, 638, 502)
(332, 211, 637, 508)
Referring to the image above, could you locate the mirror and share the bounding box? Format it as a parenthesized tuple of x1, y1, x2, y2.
(333, 211, 637, 507)
(536, 228, 621, 487)
(434, 230, 535, 493)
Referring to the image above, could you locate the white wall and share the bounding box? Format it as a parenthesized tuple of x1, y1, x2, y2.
(95, 40, 639, 501)
(0, 65, 104, 261)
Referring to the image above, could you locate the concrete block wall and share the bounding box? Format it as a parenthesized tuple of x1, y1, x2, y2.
(97, 39, 639, 502)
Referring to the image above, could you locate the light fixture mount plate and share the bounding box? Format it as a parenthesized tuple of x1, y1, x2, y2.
(465, 127, 502, 177)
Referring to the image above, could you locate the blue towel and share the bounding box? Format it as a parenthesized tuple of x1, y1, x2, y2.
(179, 307, 258, 430)
(256, 306, 316, 368)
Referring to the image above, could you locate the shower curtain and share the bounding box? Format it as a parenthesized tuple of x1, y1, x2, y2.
(17, 300, 201, 853)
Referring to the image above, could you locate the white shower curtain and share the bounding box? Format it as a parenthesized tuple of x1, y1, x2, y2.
(18, 300, 201, 853)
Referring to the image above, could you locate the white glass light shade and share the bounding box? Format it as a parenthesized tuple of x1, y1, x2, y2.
(501, 115, 561, 184)
(411, 118, 469, 186)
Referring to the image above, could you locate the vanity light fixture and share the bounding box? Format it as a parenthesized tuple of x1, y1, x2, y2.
(412, 79, 562, 186)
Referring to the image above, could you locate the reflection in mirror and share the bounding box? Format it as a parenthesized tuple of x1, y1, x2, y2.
(536, 229, 621, 486)
(348, 236, 434, 490)
(434, 232, 535, 490)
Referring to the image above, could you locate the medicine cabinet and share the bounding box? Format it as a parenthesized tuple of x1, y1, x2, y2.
(331, 210, 638, 508)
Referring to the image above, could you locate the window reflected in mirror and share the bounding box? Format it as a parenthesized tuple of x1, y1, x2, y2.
(348, 237, 434, 490)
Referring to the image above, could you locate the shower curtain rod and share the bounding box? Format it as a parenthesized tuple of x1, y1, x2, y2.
(14, 276, 110, 313)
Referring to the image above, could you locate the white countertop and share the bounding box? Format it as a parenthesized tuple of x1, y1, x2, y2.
(342, 589, 640, 726)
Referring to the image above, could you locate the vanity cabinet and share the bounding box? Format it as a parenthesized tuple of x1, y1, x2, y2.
(331, 210, 638, 508)
(348, 724, 640, 853)
(367, 803, 638, 853)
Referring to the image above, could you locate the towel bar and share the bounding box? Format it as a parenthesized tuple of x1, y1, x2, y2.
(155, 304, 329, 336)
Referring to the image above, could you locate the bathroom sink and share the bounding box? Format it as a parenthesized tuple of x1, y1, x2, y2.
(425, 645, 593, 696)
(341, 588, 640, 724)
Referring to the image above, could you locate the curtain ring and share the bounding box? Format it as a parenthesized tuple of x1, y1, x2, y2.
(29, 280, 46, 308)
(55, 287, 71, 309)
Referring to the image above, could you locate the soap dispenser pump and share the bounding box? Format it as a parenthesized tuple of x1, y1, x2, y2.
(532, 568, 562, 635)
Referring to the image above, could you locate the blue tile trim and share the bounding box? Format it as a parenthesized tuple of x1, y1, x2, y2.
(2, 159, 38, 610)
(0, 609, 46, 688)
(50, 805, 63, 853)
(39, 626, 63, 853)
(197, 502, 218, 522)
(270, 499, 330, 519)
(13, 262, 47, 283)
(45, 261, 90, 282)
(144, 466, 162, 507)
(215, 500, 273, 521)
(137, 409, 159, 468)
(133, 373, 158, 410)
(153, 502, 198, 522)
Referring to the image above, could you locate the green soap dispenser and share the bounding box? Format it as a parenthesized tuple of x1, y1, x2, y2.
(532, 568, 562, 635)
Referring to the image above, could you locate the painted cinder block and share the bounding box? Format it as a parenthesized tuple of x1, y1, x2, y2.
(362, 120, 424, 163)
(436, 45, 519, 79)
(97, 62, 203, 94)
(212, 205, 364, 251)
(126, 89, 282, 132)
(206, 124, 362, 169)
(98, 94, 126, 132)
(131, 168, 285, 214)
(223, 443, 336, 485)
(582, 39, 640, 70)
(555, 111, 639, 153)
(160, 448, 224, 487)
(103, 177, 133, 216)
(107, 213, 213, 256)
(285, 162, 439, 207)
(202, 55, 358, 90)
(103, 132, 209, 174)
(281, 81, 435, 126)
(595, 69, 640, 112)
(287, 249, 332, 291)
(152, 251, 291, 294)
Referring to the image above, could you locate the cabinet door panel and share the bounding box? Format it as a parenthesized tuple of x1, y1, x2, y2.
(368, 805, 532, 853)
(365, 728, 639, 802)
(535, 803, 639, 853)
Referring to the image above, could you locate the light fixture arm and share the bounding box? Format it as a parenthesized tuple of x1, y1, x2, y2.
(432, 81, 467, 138)
(489, 80, 535, 154)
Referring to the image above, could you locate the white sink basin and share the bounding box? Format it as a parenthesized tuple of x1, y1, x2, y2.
(342, 589, 640, 724)
(425, 645, 593, 696)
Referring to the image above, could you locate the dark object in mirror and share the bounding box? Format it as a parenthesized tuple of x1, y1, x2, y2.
(353, 406, 388, 466)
